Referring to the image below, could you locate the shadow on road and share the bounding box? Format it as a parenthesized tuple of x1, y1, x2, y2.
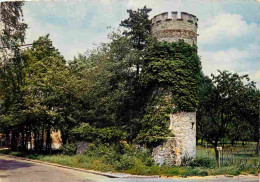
(0, 158, 34, 170)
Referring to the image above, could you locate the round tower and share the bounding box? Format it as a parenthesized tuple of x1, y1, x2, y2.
(151, 12, 198, 45)
(151, 11, 198, 166)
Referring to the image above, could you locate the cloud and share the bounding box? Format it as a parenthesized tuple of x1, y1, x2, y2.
(251, 70, 260, 88)
(199, 13, 259, 45)
(198, 12, 260, 88)
(23, 1, 125, 60)
(201, 49, 247, 74)
(200, 43, 260, 87)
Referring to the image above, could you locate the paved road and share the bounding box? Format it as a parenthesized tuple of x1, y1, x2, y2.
(0, 155, 110, 182)
(0, 155, 259, 182)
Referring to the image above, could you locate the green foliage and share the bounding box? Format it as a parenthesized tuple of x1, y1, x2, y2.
(180, 168, 208, 177)
(197, 71, 260, 159)
(120, 6, 152, 51)
(135, 88, 171, 147)
(72, 123, 126, 143)
(134, 40, 201, 146)
(114, 154, 136, 171)
(141, 40, 201, 112)
(82, 142, 154, 171)
(188, 156, 216, 168)
(1, 145, 259, 177)
(0, 2, 27, 51)
(60, 143, 76, 156)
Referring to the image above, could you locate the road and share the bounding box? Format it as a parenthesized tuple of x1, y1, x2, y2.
(0, 155, 259, 182)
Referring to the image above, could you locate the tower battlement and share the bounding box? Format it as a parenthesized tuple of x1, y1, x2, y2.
(151, 12, 198, 26)
(151, 11, 198, 45)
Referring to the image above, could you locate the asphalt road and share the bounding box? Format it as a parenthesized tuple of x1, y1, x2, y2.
(0, 155, 259, 182)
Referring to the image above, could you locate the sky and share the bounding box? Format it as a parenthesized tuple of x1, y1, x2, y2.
(22, 0, 260, 88)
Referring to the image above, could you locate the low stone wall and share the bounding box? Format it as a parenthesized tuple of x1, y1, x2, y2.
(76, 141, 89, 154)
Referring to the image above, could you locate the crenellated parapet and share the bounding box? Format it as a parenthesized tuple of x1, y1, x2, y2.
(151, 11, 198, 45)
(151, 11, 198, 26)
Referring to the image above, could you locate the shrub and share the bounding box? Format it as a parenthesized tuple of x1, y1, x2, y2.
(181, 168, 200, 177)
(189, 156, 216, 168)
(115, 154, 135, 171)
(135, 148, 154, 166)
(197, 170, 208, 176)
(166, 167, 181, 176)
(60, 143, 76, 156)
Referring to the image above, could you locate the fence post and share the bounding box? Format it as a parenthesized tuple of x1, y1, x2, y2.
(217, 147, 222, 167)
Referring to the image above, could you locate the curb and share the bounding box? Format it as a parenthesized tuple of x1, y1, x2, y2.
(0, 153, 119, 178)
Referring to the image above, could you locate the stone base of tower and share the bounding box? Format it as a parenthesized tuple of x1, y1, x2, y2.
(152, 112, 196, 166)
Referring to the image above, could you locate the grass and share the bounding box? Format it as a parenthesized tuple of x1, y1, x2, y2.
(1, 142, 259, 177)
(197, 142, 260, 167)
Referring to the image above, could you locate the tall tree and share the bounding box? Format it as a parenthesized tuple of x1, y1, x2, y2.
(0, 2, 27, 149)
(120, 6, 152, 77)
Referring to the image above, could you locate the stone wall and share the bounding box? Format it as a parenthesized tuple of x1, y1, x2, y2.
(152, 112, 196, 166)
(151, 12, 198, 45)
(76, 141, 89, 154)
(169, 112, 196, 159)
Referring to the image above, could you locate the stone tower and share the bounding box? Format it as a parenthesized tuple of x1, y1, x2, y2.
(151, 12, 198, 166)
(151, 12, 198, 45)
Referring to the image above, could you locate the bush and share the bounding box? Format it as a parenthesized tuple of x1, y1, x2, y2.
(181, 168, 200, 177)
(135, 148, 154, 166)
(197, 170, 208, 176)
(60, 144, 77, 156)
(166, 167, 181, 176)
(115, 154, 135, 171)
(189, 156, 216, 168)
(208, 166, 241, 176)
(83, 142, 154, 170)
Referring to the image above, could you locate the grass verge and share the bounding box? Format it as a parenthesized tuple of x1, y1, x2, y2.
(0, 144, 259, 177)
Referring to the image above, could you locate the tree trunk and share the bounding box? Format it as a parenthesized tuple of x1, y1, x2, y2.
(21, 129, 25, 151)
(11, 131, 18, 151)
(60, 129, 68, 145)
(34, 129, 38, 151)
(41, 128, 44, 151)
(29, 130, 32, 150)
(231, 139, 235, 146)
(5, 131, 10, 148)
(213, 139, 219, 162)
(256, 141, 259, 156)
(46, 126, 51, 153)
(214, 145, 219, 162)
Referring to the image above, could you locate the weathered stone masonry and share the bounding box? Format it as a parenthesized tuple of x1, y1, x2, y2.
(151, 12, 198, 45)
(151, 11, 198, 166)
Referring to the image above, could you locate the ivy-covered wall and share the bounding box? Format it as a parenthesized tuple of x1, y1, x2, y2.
(141, 40, 201, 112)
(139, 39, 201, 164)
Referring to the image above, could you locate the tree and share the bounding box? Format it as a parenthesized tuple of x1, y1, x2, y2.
(197, 71, 259, 160)
(0, 1, 27, 65)
(71, 32, 148, 143)
(1, 35, 73, 151)
(0, 2, 27, 149)
(120, 6, 152, 76)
